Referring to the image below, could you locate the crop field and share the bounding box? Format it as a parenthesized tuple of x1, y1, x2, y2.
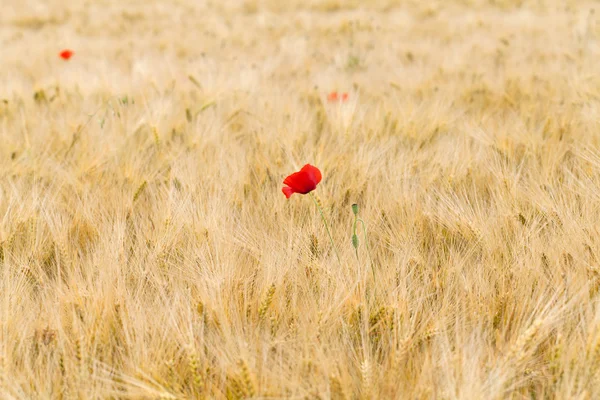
(2, 0, 600, 398)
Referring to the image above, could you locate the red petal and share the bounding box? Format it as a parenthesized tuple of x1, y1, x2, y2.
(327, 92, 338, 102)
(283, 171, 310, 193)
(300, 164, 321, 185)
(59, 50, 74, 60)
(282, 164, 321, 195)
(282, 186, 295, 198)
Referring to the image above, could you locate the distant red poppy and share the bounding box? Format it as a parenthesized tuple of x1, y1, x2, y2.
(59, 50, 74, 60)
(282, 164, 322, 199)
(327, 91, 349, 102)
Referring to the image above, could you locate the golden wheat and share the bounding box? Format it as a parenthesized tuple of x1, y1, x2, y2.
(2, 0, 600, 398)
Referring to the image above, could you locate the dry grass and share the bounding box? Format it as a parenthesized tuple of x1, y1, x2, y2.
(2, 0, 600, 398)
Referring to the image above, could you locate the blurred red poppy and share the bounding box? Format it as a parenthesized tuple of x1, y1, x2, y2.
(327, 91, 348, 102)
(59, 50, 74, 60)
(282, 164, 322, 199)
(327, 92, 339, 102)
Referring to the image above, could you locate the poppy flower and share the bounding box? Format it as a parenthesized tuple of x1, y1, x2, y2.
(59, 50, 74, 60)
(327, 91, 349, 102)
(282, 164, 322, 199)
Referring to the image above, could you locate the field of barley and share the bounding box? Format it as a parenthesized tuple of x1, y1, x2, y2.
(2, 0, 600, 398)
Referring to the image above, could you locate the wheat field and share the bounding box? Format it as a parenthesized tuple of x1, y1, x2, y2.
(2, 0, 600, 398)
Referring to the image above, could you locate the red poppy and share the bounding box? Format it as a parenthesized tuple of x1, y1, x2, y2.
(327, 91, 339, 102)
(282, 164, 322, 199)
(59, 50, 74, 60)
(327, 91, 349, 102)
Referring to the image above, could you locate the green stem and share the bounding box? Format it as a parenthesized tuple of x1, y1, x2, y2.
(357, 218, 375, 283)
(353, 216, 359, 261)
(309, 192, 341, 263)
